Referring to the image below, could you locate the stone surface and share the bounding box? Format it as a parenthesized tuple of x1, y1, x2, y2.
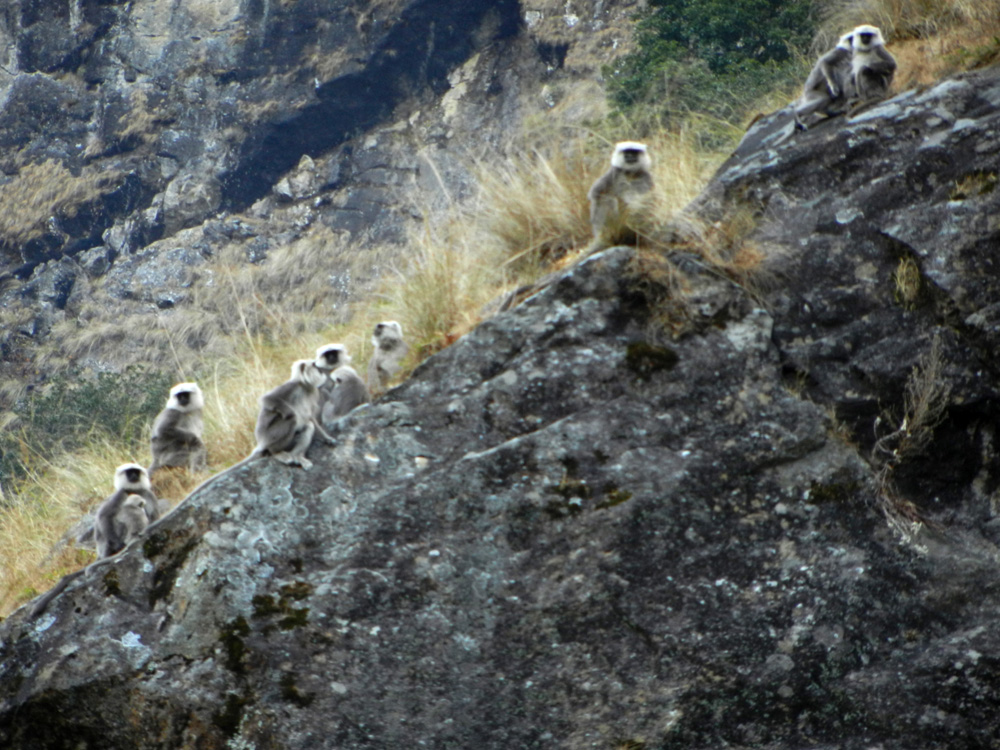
(4, 65, 1000, 746)
(3, 4, 1000, 748)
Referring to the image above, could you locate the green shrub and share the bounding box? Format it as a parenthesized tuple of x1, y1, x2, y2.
(0, 366, 173, 485)
(606, 0, 816, 123)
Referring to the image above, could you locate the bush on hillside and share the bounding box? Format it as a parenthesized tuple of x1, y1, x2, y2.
(605, 0, 816, 123)
(0, 366, 173, 486)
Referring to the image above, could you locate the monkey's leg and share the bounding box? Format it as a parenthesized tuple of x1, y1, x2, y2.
(273, 423, 316, 469)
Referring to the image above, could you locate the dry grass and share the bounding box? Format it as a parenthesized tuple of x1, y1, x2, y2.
(819, 0, 1000, 43)
(0, 160, 121, 246)
(893, 256, 922, 309)
(817, 0, 1000, 89)
(872, 335, 951, 544)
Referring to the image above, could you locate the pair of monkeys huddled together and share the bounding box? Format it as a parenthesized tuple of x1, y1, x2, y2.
(81, 321, 407, 563)
(793, 23, 897, 130)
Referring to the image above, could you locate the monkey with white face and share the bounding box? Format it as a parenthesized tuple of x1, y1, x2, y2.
(849, 24, 896, 104)
(587, 142, 654, 240)
(367, 321, 408, 394)
(251, 359, 336, 470)
(149, 382, 207, 475)
(31, 482, 155, 618)
(84, 463, 159, 556)
(313, 343, 352, 417)
(322, 365, 371, 425)
(793, 31, 855, 130)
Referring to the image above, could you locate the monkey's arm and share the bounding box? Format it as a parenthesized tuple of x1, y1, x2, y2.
(587, 170, 614, 204)
(153, 410, 193, 443)
(312, 419, 337, 445)
(139, 488, 161, 522)
(819, 48, 850, 95)
(867, 46, 897, 75)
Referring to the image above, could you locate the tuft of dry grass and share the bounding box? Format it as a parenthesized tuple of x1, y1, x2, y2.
(893, 256, 922, 309)
(819, 0, 1000, 43)
(871, 335, 951, 544)
(0, 160, 121, 247)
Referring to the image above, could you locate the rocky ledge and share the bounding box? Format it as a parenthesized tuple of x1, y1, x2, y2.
(2, 66, 1000, 749)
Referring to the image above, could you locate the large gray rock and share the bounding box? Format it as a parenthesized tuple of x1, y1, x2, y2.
(4, 61, 1000, 745)
(5, 17, 1000, 750)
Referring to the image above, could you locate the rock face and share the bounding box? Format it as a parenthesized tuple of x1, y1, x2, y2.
(3, 65, 1000, 748)
(0, 0, 641, 378)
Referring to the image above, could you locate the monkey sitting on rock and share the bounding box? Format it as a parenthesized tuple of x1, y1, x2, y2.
(32, 465, 159, 617)
(250, 359, 336, 470)
(794, 31, 856, 129)
(587, 141, 654, 242)
(849, 24, 896, 105)
(367, 321, 408, 395)
(149, 382, 207, 475)
(793, 24, 896, 131)
(324, 365, 370, 423)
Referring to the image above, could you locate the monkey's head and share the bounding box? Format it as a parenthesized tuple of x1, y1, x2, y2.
(836, 32, 854, 50)
(332, 365, 361, 387)
(611, 141, 651, 172)
(168, 382, 203, 411)
(115, 462, 150, 491)
(314, 344, 351, 371)
(291, 359, 328, 389)
(123, 494, 147, 512)
(372, 321, 404, 348)
(851, 24, 884, 50)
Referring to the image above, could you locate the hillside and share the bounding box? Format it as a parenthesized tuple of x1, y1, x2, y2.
(2, 57, 1000, 748)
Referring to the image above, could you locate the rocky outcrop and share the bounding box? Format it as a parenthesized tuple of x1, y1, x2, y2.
(3, 65, 1000, 748)
(0, 0, 641, 380)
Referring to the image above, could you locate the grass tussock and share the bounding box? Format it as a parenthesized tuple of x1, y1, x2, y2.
(817, 0, 1000, 89)
(0, 160, 121, 246)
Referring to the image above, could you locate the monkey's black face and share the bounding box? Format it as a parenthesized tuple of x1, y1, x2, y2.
(621, 149, 642, 164)
(322, 351, 341, 365)
(374, 324, 385, 335)
(125, 468, 142, 483)
(858, 32, 874, 45)
(175, 391, 191, 406)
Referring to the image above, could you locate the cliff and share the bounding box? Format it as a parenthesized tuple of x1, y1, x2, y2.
(2, 62, 1000, 748)
(0, 0, 639, 377)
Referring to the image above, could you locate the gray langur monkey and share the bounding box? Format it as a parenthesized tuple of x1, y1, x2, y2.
(849, 24, 896, 104)
(323, 365, 371, 425)
(367, 321, 408, 394)
(586, 142, 654, 239)
(250, 359, 336, 470)
(149, 382, 207, 475)
(793, 31, 855, 130)
(313, 343, 352, 417)
(77, 462, 159, 548)
(30, 482, 155, 619)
